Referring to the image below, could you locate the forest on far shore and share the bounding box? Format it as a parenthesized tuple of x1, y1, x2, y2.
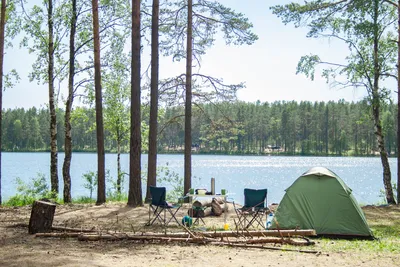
(2, 99, 397, 157)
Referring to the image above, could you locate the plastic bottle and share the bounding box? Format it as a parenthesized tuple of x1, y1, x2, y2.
(266, 212, 274, 229)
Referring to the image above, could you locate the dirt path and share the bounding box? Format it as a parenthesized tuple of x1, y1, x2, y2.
(0, 204, 398, 267)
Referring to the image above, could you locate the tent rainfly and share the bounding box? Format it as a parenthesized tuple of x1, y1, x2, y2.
(270, 167, 373, 239)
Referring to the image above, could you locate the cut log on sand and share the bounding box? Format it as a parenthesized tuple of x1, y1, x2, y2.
(28, 200, 56, 234)
(188, 207, 213, 218)
(191, 197, 227, 217)
(192, 197, 224, 208)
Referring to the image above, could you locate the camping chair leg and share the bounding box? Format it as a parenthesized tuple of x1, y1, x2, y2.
(165, 206, 181, 226)
(147, 205, 165, 226)
(193, 217, 205, 225)
(244, 210, 266, 229)
(245, 210, 260, 229)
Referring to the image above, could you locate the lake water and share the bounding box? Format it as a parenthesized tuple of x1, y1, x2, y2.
(1, 152, 397, 205)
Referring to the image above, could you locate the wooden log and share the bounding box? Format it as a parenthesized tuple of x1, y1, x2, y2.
(51, 225, 97, 233)
(188, 207, 213, 217)
(76, 233, 313, 246)
(28, 200, 56, 234)
(138, 229, 317, 238)
(77, 233, 217, 243)
(217, 243, 320, 253)
(35, 232, 81, 238)
(192, 199, 213, 208)
(211, 198, 227, 216)
(240, 238, 315, 246)
(192, 197, 225, 208)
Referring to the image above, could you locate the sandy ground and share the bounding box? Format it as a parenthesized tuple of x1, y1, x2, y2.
(0, 203, 399, 267)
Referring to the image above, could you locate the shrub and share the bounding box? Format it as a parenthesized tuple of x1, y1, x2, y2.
(4, 173, 54, 206)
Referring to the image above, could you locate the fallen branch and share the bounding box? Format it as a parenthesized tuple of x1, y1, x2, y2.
(36, 232, 81, 238)
(51, 225, 97, 233)
(135, 229, 316, 238)
(73, 233, 313, 246)
(77, 233, 216, 243)
(231, 238, 315, 246)
(218, 242, 320, 254)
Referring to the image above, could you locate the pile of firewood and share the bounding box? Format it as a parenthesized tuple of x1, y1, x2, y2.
(35, 225, 318, 253)
(188, 197, 227, 217)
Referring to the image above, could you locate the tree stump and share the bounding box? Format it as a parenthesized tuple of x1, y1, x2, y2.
(28, 200, 56, 234)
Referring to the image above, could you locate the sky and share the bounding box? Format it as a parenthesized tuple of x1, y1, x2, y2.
(2, 0, 390, 110)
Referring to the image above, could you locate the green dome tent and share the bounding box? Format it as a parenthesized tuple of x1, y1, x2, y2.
(270, 167, 373, 238)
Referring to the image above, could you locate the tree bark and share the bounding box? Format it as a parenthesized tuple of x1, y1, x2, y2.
(117, 140, 121, 193)
(0, 0, 5, 204)
(128, 0, 142, 207)
(372, 1, 395, 204)
(48, 0, 58, 198)
(62, 0, 77, 203)
(28, 200, 56, 234)
(184, 0, 193, 199)
(92, 0, 106, 205)
(397, 0, 400, 205)
(146, 0, 160, 203)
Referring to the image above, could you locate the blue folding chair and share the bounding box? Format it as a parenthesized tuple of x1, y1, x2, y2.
(234, 188, 268, 230)
(146, 186, 183, 226)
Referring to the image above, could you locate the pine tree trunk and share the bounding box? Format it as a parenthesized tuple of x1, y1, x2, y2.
(0, 0, 5, 204)
(92, 0, 106, 205)
(184, 0, 193, 198)
(146, 0, 160, 203)
(48, 0, 58, 198)
(128, 0, 142, 207)
(397, 0, 400, 205)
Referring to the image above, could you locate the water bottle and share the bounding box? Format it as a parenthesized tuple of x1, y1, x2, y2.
(266, 212, 273, 229)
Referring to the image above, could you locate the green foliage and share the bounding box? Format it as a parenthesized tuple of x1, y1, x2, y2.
(82, 171, 98, 199)
(296, 54, 321, 81)
(315, 208, 400, 253)
(72, 196, 96, 204)
(2, 99, 399, 156)
(156, 164, 184, 202)
(271, 0, 397, 99)
(106, 170, 128, 201)
(151, 164, 201, 202)
(379, 183, 398, 204)
(4, 173, 54, 206)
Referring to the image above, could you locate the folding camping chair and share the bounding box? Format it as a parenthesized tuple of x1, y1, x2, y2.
(146, 186, 183, 226)
(234, 188, 268, 230)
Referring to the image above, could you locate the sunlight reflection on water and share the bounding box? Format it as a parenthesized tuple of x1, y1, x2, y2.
(2, 153, 395, 205)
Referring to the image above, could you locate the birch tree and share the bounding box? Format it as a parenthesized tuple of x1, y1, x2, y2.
(271, 0, 397, 204)
(20, 0, 70, 198)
